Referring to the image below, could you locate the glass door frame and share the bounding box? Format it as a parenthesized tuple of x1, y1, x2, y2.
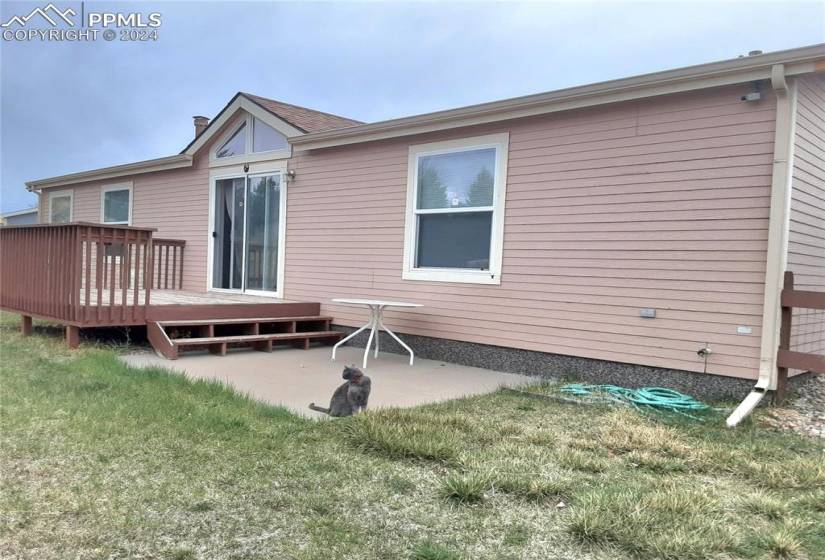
(207, 162, 287, 299)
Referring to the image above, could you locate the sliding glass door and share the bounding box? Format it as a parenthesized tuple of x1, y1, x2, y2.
(212, 172, 282, 295)
(213, 177, 246, 291)
(244, 174, 281, 292)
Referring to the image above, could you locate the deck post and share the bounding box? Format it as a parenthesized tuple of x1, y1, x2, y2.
(21, 315, 32, 336)
(66, 325, 80, 348)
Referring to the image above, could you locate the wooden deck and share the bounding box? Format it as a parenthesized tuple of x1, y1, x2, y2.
(9, 286, 321, 328)
(84, 288, 297, 306)
(1, 224, 332, 355)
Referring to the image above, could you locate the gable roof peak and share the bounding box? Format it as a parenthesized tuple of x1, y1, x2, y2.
(239, 92, 363, 133)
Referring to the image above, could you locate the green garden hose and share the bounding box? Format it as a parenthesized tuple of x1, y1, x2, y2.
(559, 384, 710, 417)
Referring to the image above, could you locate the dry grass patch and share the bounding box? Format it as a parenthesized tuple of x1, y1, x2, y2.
(568, 483, 736, 560)
(439, 472, 491, 504)
(343, 409, 473, 464)
(524, 430, 557, 447)
(555, 448, 609, 474)
(596, 409, 696, 459)
(492, 473, 574, 502)
(737, 457, 825, 490)
(746, 520, 807, 559)
(623, 450, 689, 474)
(795, 489, 825, 513)
(740, 489, 790, 521)
(495, 422, 524, 438)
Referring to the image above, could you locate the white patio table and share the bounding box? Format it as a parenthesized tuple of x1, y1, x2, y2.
(330, 298, 423, 368)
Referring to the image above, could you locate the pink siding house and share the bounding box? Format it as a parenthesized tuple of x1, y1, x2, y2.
(11, 44, 825, 414)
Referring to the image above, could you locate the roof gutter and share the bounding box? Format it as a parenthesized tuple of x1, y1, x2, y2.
(726, 64, 798, 427)
(290, 44, 825, 150)
(26, 154, 192, 191)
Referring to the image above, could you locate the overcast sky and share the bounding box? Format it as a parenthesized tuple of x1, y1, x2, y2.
(1, 1, 823, 212)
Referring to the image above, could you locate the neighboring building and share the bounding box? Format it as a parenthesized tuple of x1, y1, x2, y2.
(11, 44, 825, 398)
(0, 206, 38, 226)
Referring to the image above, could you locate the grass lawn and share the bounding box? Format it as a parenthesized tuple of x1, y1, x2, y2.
(1, 313, 823, 560)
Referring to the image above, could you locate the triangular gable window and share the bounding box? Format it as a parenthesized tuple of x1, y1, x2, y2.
(212, 111, 292, 164)
(252, 118, 288, 153)
(216, 122, 246, 158)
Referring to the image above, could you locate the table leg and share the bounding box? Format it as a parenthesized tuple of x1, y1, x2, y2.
(377, 314, 415, 365)
(332, 308, 374, 362)
(374, 305, 383, 359)
(362, 305, 378, 368)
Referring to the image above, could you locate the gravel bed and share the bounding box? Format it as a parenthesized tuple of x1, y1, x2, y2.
(761, 374, 825, 439)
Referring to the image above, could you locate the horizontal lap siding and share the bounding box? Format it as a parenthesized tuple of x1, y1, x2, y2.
(38, 155, 211, 292)
(33, 115, 256, 292)
(132, 161, 210, 291)
(789, 75, 825, 365)
(286, 84, 775, 380)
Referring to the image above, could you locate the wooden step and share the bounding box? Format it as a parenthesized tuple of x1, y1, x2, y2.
(162, 316, 332, 340)
(175, 331, 341, 346)
(177, 331, 342, 357)
(146, 301, 321, 322)
(158, 316, 334, 327)
(147, 318, 342, 360)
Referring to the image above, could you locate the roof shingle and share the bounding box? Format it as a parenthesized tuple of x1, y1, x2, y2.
(241, 92, 363, 133)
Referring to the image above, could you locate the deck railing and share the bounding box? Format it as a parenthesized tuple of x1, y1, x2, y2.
(0, 223, 185, 326)
(153, 238, 185, 290)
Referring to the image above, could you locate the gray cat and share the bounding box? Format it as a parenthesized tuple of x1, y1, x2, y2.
(309, 365, 371, 417)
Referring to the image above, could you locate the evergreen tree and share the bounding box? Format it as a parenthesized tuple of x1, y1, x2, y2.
(417, 165, 448, 208)
(466, 167, 494, 207)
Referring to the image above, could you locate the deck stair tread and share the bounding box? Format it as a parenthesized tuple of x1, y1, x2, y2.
(159, 316, 334, 326)
(147, 311, 341, 359)
(175, 331, 341, 346)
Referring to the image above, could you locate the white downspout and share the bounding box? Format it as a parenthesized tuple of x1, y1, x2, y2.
(727, 64, 798, 427)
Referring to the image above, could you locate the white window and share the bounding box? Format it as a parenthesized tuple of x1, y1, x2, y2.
(212, 115, 289, 164)
(216, 122, 246, 158)
(101, 183, 132, 225)
(252, 117, 288, 152)
(403, 133, 508, 284)
(48, 190, 73, 223)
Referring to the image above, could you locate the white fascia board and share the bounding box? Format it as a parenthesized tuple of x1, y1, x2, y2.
(25, 96, 304, 191)
(26, 155, 192, 191)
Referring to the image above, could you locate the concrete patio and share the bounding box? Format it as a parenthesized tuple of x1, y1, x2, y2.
(120, 345, 532, 418)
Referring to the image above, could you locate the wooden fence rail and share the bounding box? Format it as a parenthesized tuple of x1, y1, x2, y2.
(776, 271, 825, 402)
(0, 223, 185, 336)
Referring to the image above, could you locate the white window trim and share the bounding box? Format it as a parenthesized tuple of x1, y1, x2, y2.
(100, 182, 133, 225)
(209, 109, 291, 167)
(402, 132, 509, 285)
(48, 189, 73, 223)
